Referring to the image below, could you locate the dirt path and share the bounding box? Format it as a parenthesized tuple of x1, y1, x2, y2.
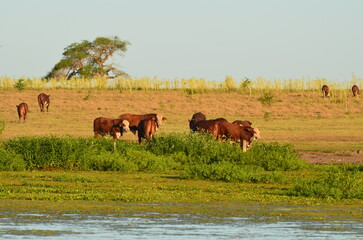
(299, 151, 363, 164)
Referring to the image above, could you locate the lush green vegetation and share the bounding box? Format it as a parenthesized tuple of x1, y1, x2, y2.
(1, 134, 362, 200)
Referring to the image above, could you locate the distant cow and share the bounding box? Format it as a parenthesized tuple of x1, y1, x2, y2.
(93, 117, 130, 140)
(16, 102, 28, 123)
(189, 112, 206, 131)
(232, 120, 252, 127)
(137, 117, 158, 144)
(218, 121, 261, 151)
(38, 93, 50, 112)
(118, 113, 167, 134)
(322, 85, 330, 98)
(193, 120, 220, 139)
(352, 85, 360, 97)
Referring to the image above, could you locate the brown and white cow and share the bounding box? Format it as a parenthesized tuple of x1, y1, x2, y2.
(38, 93, 50, 112)
(93, 117, 130, 140)
(118, 113, 167, 135)
(352, 85, 360, 97)
(218, 121, 261, 152)
(322, 85, 330, 98)
(16, 102, 28, 123)
(137, 117, 158, 144)
(232, 120, 252, 127)
(189, 112, 207, 131)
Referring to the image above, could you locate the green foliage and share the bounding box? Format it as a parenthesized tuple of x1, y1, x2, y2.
(0, 119, 5, 135)
(258, 91, 276, 107)
(288, 165, 363, 199)
(13, 79, 26, 92)
(0, 148, 26, 171)
(46, 36, 130, 79)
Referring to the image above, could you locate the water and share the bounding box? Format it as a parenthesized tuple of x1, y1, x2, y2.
(0, 211, 362, 239)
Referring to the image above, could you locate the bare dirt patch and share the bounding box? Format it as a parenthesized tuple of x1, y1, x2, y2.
(299, 151, 363, 164)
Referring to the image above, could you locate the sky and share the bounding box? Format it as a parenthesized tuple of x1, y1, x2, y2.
(1, 0, 362, 82)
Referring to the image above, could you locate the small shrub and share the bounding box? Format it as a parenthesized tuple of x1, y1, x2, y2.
(0, 120, 5, 136)
(13, 79, 26, 92)
(258, 91, 276, 106)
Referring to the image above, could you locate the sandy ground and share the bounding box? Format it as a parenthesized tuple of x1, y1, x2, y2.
(299, 151, 363, 164)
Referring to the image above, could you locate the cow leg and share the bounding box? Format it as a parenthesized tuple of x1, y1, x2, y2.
(242, 140, 247, 152)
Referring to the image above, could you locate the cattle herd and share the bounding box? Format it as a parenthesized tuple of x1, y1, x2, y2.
(15, 85, 360, 151)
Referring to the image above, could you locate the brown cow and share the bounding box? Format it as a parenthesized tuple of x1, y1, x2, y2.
(137, 117, 158, 144)
(352, 85, 360, 97)
(193, 120, 220, 139)
(322, 85, 330, 98)
(16, 102, 28, 123)
(189, 112, 206, 131)
(38, 93, 50, 112)
(118, 113, 167, 134)
(93, 117, 130, 140)
(218, 121, 261, 151)
(232, 120, 252, 127)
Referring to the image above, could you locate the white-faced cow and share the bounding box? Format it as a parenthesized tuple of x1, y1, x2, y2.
(322, 85, 330, 98)
(218, 121, 261, 152)
(93, 117, 130, 140)
(352, 85, 360, 97)
(38, 93, 50, 112)
(118, 113, 167, 135)
(16, 102, 28, 123)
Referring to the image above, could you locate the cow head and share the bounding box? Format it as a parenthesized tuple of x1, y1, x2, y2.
(252, 128, 261, 140)
(156, 114, 167, 127)
(120, 120, 130, 133)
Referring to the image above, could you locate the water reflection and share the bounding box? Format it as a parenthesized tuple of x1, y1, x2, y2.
(0, 212, 362, 239)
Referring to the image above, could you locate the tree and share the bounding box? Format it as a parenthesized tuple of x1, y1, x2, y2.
(45, 36, 130, 79)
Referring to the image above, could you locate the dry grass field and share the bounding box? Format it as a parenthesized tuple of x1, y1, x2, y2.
(0, 89, 362, 163)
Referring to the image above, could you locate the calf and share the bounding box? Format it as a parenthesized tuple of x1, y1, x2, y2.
(38, 93, 50, 112)
(322, 85, 330, 98)
(193, 120, 220, 139)
(232, 120, 252, 127)
(119, 113, 167, 135)
(352, 85, 360, 97)
(93, 117, 130, 140)
(189, 112, 206, 131)
(16, 102, 28, 123)
(218, 121, 261, 151)
(137, 117, 158, 144)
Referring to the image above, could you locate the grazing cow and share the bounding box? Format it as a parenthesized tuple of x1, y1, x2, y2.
(118, 113, 167, 134)
(93, 117, 130, 140)
(352, 85, 360, 97)
(322, 85, 330, 98)
(38, 93, 50, 112)
(232, 120, 252, 127)
(189, 112, 206, 131)
(137, 117, 158, 144)
(193, 120, 220, 139)
(218, 121, 261, 151)
(16, 102, 28, 123)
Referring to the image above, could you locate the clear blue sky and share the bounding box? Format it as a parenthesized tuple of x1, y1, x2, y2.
(1, 0, 362, 82)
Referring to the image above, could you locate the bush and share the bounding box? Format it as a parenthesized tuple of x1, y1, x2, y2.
(288, 166, 363, 199)
(0, 148, 26, 171)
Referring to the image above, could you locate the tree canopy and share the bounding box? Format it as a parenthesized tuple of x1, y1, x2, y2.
(45, 36, 130, 79)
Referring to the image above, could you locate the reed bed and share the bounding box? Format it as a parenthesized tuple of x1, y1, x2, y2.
(1, 75, 362, 93)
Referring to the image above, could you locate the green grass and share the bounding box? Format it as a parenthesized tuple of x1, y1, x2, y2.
(0, 134, 362, 202)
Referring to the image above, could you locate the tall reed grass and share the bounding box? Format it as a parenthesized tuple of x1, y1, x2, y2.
(1, 74, 362, 93)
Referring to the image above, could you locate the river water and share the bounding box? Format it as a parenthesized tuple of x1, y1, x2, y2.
(0, 211, 362, 239)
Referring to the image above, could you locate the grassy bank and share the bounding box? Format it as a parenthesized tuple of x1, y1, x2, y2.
(1, 89, 362, 152)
